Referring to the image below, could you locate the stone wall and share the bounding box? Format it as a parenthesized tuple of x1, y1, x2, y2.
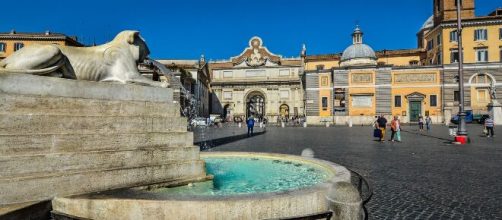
(0, 73, 206, 205)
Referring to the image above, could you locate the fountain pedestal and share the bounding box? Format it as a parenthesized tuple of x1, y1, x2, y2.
(0, 73, 206, 206)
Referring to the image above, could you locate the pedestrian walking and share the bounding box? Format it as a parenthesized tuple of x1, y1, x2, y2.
(377, 115, 387, 142)
(247, 115, 255, 137)
(418, 116, 424, 131)
(425, 115, 432, 131)
(390, 116, 401, 142)
(484, 116, 495, 137)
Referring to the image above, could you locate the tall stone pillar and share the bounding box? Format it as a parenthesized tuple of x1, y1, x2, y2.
(444, 102, 454, 126)
(488, 101, 502, 125)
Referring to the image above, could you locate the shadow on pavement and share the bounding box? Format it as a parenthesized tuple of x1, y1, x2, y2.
(195, 130, 267, 151)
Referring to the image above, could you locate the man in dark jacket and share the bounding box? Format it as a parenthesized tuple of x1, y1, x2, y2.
(377, 115, 388, 142)
(247, 116, 255, 137)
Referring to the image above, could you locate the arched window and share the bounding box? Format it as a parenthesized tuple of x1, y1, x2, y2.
(279, 104, 290, 118)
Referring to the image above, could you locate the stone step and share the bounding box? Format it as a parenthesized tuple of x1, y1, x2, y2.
(0, 160, 206, 205)
(0, 73, 173, 103)
(0, 132, 194, 156)
(0, 115, 188, 135)
(0, 147, 201, 179)
(0, 93, 180, 117)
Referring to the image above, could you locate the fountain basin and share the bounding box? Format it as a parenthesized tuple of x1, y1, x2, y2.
(52, 152, 352, 220)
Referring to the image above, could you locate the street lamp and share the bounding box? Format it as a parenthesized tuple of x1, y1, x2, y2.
(455, 0, 468, 144)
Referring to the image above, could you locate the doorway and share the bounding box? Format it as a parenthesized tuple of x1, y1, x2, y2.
(246, 92, 265, 119)
(409, 101, 422, 122)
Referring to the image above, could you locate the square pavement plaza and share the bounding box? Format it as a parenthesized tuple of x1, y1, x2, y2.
(199, 124, 502, 220)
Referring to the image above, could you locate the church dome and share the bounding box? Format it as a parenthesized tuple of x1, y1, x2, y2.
(420, 15, 434, 31)
(340, 44, 377, 62)
(340, 26, 377, 67)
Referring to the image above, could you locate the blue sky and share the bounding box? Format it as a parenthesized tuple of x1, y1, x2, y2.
(1, 0, 500, 60)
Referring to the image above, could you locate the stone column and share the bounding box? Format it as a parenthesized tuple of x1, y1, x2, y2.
(488, 101, 502, 125)
(326, 182, 364, 220)
(444, 102, 454, 126)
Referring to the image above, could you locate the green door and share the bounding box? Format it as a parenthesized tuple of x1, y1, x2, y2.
(409, 101, 421, 122)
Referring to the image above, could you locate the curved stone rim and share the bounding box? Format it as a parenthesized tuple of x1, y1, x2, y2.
(141, 151, 352, 201)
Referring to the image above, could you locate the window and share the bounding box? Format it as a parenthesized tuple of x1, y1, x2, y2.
(322, 97, 328, 111)
(245, 69, 265, 77)
(437, 34, 442, 46)
(14, 43, 24, 51)
(409, 60, 419, 66)
(430, 95, 438, 107)
(437, 52, 442, 64)
(474, 74, 488, 84)
(223, 71, 233, 78)
(279, 69, 290, 76)
(474, 29, 488, 41)
(455, 0, 462, 7)
(475, 48, 488, 63)
(280, 90, 289, 99)
(499, 28, 502, 40)
(454, 91, 460, 102)
(316, 65, 325, 71)
(450, 30, 458, 42)
(394, 95, 402, 107)
(321, 76, 329, 86)
(477, 89, 488, 102)
(352, 96, 373, 107)
(436, 0, 441, 12)
(0, 43, 5, 52)
(450, 49, 460, 63)
(223, 91, 232, 100)
(427, 39, 434, 51)
(500, 47, 502, 62)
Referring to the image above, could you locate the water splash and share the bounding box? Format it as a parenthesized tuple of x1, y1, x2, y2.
(145, 59, 200, 129)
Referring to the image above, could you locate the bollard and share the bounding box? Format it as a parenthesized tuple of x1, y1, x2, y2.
(326, 182, 364, 220)
(348, 119, 353, 128)
(238, 122, 242, 128)
(260, 122, 263, 128)
(301, 148, 315, 158)
(303, 121, 307, 128)
(326, 122, 330, 127)
(281, 122, 285, 128)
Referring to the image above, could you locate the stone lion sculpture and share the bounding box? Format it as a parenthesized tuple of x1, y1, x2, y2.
(0, 30, 167, 87)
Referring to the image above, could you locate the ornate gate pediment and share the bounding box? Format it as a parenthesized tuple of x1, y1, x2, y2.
(231, 36, 282, 67)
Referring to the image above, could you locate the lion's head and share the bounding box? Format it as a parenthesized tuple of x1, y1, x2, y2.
(113, 30, 150, 63)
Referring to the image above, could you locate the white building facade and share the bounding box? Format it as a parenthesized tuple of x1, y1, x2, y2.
(210, 37, 304, 123)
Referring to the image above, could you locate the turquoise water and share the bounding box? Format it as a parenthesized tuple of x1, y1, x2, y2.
(155, 156, 331, 196)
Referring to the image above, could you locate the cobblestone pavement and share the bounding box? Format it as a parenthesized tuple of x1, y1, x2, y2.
(198, 124, 502, 219)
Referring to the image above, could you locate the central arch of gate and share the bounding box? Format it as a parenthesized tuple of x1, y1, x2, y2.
(245, 90, 266, 119)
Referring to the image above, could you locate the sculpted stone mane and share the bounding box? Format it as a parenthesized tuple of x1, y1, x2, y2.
(0, 30, 167, 87)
